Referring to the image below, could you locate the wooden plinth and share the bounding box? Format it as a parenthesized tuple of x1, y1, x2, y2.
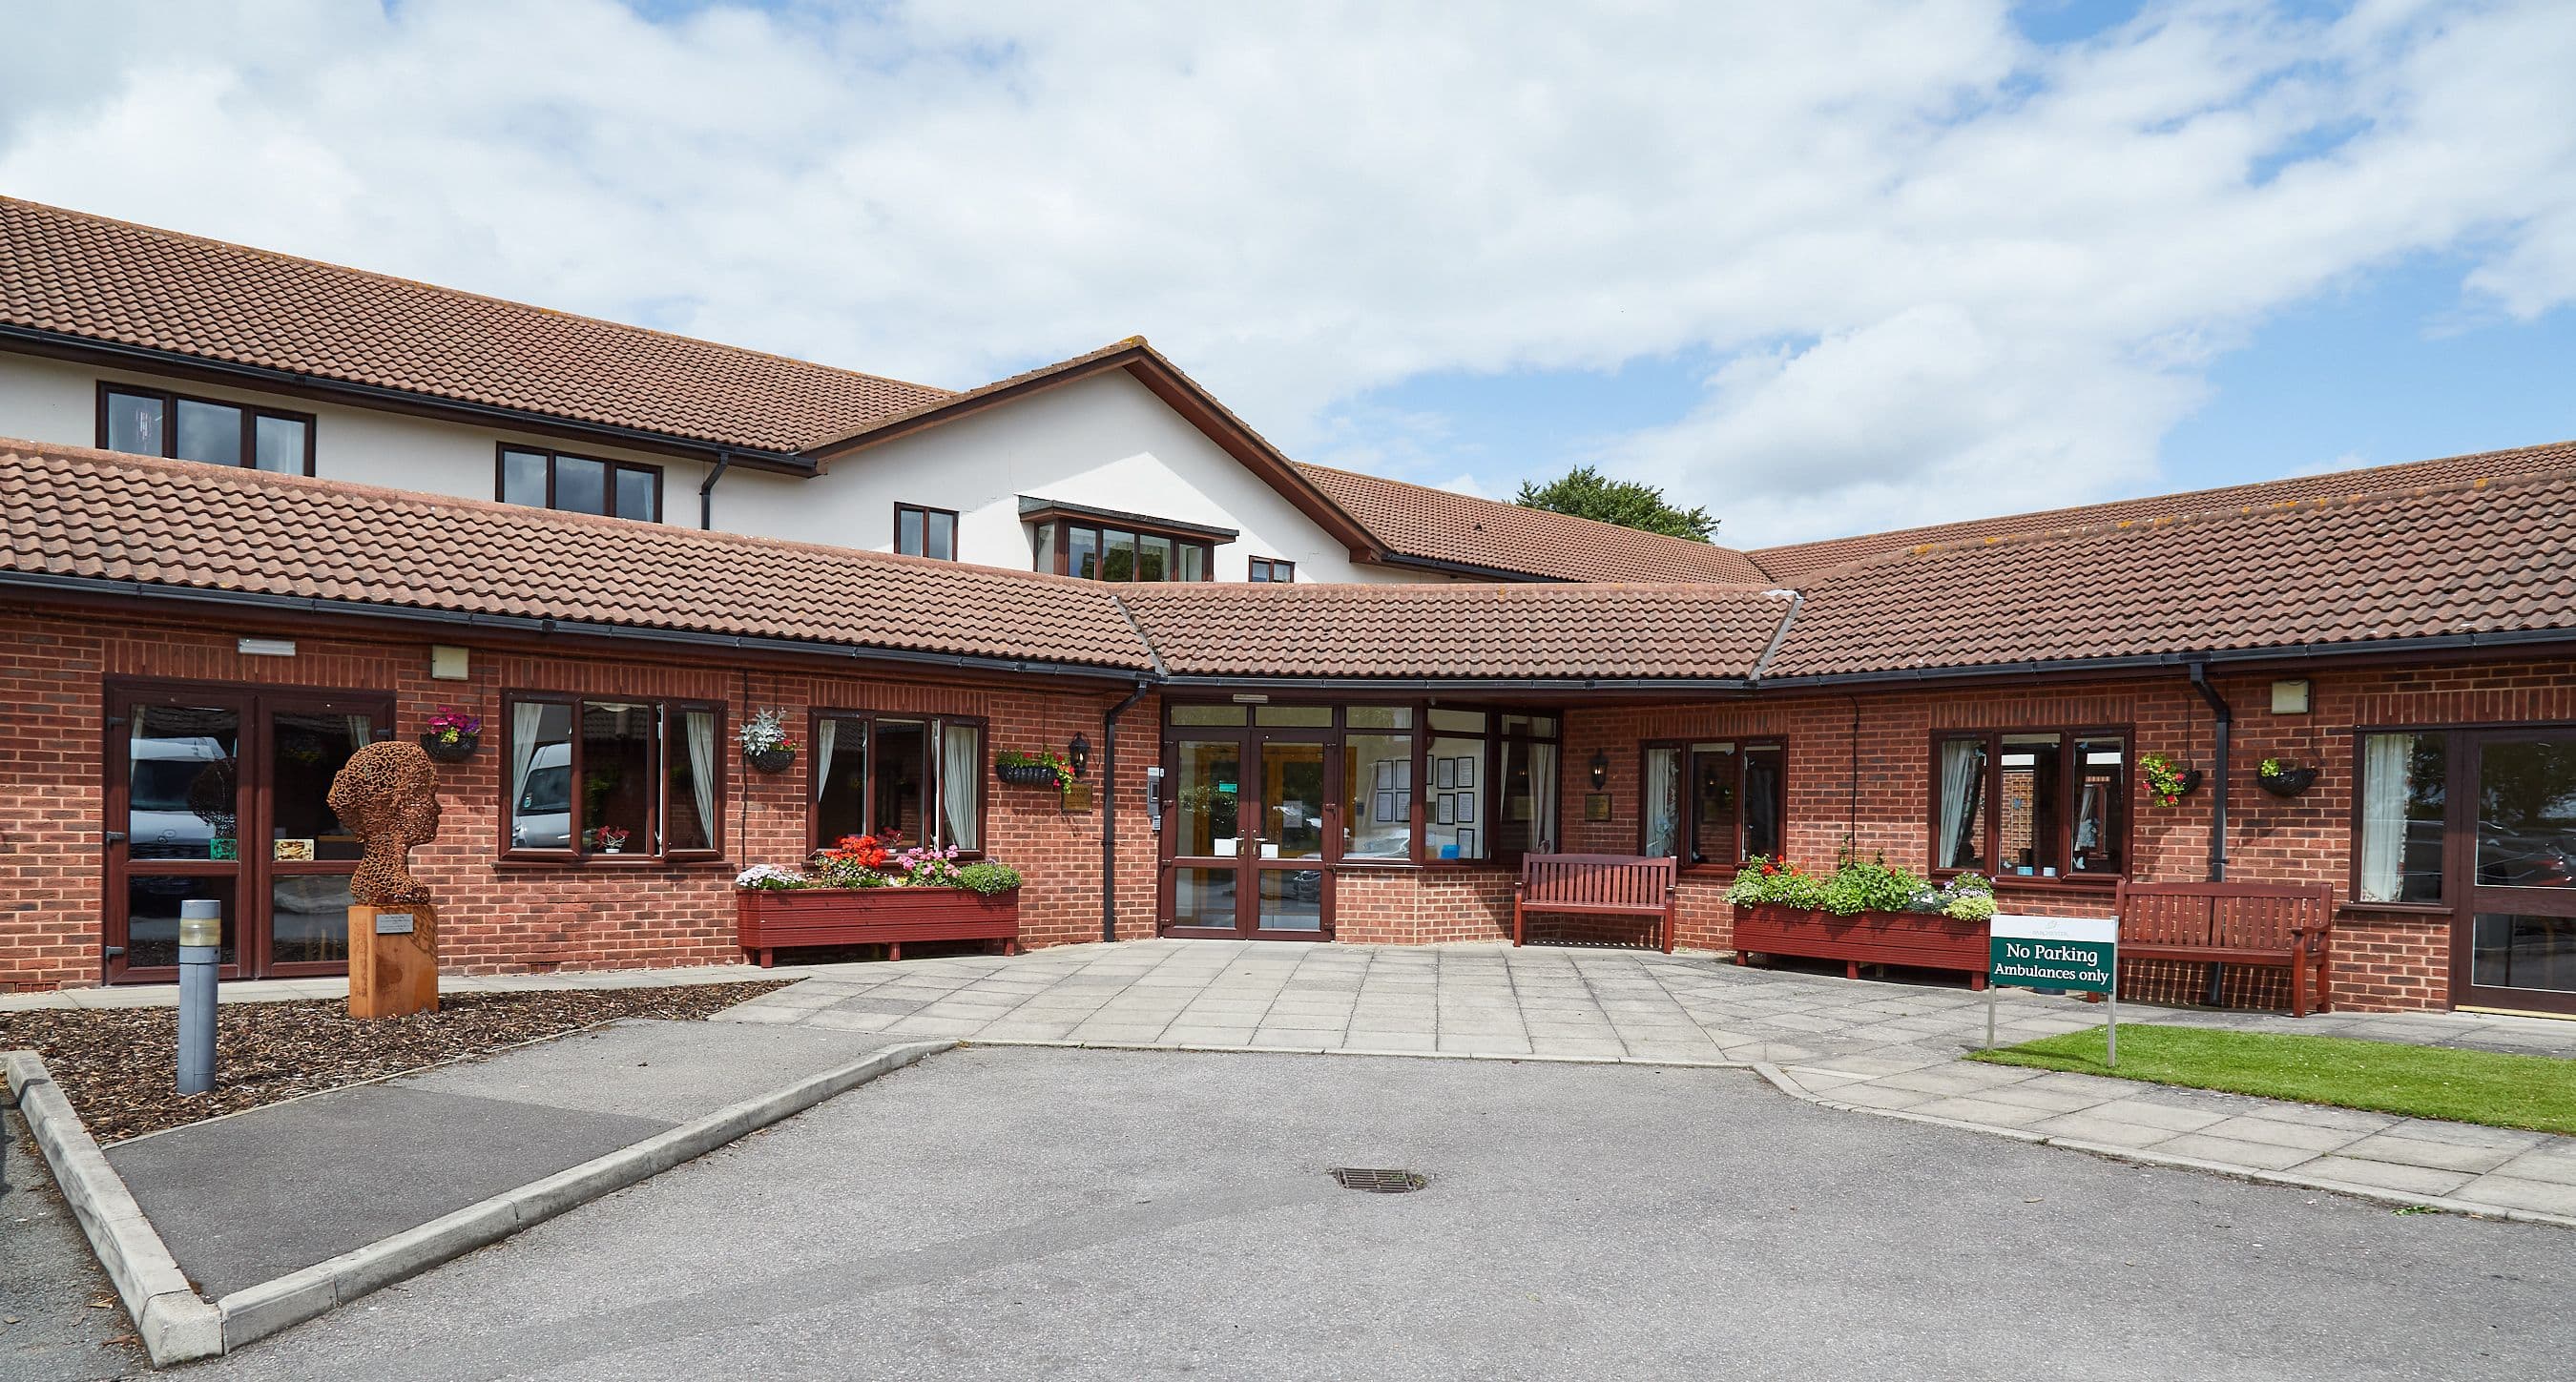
(347, 903, 440, 1019)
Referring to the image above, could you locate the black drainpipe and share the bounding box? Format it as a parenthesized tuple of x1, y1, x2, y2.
(2187, 661, 2233, 1005)
(698, 449, 734, 529)
(1100, 680, 1154, 943)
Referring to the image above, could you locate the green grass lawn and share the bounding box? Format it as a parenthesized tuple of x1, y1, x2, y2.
(1968, 1022, 2576, 1136)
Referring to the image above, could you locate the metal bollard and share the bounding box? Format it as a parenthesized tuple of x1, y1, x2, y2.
(177, 898, 220, 1095)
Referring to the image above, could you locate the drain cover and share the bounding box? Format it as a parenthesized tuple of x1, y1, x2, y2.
(1329, 1166, 1429, 1193)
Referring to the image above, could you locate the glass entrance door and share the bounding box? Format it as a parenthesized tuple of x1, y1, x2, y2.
(105, 684, 388, 982)
(2457, 731, 2576, 1015)
(1158, 728, 1337, 939)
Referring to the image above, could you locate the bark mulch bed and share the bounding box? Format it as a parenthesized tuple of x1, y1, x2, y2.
(1, 981, 793, 1144)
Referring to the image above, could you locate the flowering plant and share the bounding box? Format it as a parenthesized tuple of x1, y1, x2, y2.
(997, 749, 1077, 791)
(2138, 753, 2192, 806)
(1726, 855, 1994, 922)
(738, 708, 799, 756)
(425, 707, 483, 745)
(736, 834, 1024, 896)
(587, 825, 630, 851)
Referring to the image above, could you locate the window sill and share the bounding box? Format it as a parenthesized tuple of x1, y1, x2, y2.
(1968, 873, 2121, 892)
(2337, 900, 2450, 918)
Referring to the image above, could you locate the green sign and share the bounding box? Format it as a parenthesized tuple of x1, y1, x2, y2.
(1987, 915, 2117, 994)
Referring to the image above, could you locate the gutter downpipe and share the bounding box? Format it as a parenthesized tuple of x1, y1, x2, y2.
(1100, 680, 1154, 943)
(699, 449, 734, 530)
(2188, 660, 2233, 1005)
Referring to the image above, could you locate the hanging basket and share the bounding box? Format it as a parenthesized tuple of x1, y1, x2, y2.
(419, 733, 479, 764)
(745, 746, 797, 774)
(2256, 765, 2318, 798)
(995, 762, 1059, 788)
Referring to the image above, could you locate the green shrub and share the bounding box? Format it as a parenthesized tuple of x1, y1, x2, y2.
(955, 861, 1024, 896)
(1818, 856, 1926, 916)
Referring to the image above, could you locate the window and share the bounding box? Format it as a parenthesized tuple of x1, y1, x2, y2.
(97, 382, 313, 475)
(496, 446, 660, 521)
(2358, 731, 2448, 903)
(504, 696, 721, 859)
(1034, 519, 1214, 581)
(895, 504, 959, 560)
(811, 712, 984, 852)
(1641, 739, 1784, 866)
(1932, 730, 2126, 880)
(1248, 557, 1296, 583)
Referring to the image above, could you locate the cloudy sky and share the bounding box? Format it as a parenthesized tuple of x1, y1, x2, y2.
(6, 0, 2574, 545)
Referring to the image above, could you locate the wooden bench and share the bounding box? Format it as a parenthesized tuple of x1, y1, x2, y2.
(1514, 854, 1678, 954)
(2113, 880, 2337, 1017)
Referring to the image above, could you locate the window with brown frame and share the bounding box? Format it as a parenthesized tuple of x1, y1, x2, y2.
(98, 382, 315, 475)
(1247, 557, 1295, 583)
(1640, 739, 1785, 867)
(895, 503, 959, 560)
(502, 695, 722, 860)
(809, 712, 986, 854)
(1031, 518, 1214, 581)
(496, 445, 661, 522)
(1931, 729, 2127, 881)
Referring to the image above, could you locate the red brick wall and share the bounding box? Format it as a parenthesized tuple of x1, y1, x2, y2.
(0, 605, 1158, 990)
(1554, 657, 2576, 1013)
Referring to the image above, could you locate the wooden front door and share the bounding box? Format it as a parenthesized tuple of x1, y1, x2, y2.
(104, 683, 391, 982)
(2453, 730, 2576, 1016)
(1157, 726, 1337, 939)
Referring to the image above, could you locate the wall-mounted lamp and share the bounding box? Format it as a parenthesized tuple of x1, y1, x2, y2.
(1589, 750, 1610, 791)
(1069, 732, 1092, 778)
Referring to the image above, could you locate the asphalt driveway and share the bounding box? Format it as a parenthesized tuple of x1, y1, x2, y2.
(197, 1046, 2569, 1381)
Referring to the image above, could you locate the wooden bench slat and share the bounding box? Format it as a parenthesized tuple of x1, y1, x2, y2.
(2114, 880, 2337, 1017)
(1515, 853, 1678, 954)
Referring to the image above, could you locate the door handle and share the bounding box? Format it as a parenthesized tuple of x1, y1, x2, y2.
(104, 830, 127, 848)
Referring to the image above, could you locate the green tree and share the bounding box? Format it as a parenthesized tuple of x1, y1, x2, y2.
(1512, 464, 1718, 541)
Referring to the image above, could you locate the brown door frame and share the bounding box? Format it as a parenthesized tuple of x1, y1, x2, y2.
(1156, 724, 1340, 939)
(104, 679, 392, 984)
(1244, 728, 1337, 939)
(2450, 727, 2576, 1016)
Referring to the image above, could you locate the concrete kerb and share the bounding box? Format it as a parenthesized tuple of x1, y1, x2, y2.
(212, 1038, 953, 1354)
(6, 1038, 954, 1366)
(5, 1048, 222, 1368)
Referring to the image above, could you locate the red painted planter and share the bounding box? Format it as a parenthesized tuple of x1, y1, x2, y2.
(1731, 904, 1988, 989)
(736, 887, 1020, 967)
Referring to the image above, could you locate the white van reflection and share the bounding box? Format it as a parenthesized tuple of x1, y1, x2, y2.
(131, 736, 235, 860)
(511, 743, 573, 850)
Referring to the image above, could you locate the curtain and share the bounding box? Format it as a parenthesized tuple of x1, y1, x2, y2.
(509, 702, 547, 809)
(814, 717, 837, 802)
(1643, 747, 1680, 857)
(1530, 742, 1558, 854)
(2359, 732, 2414, 902)
(942, 722, 981, 850)
(684, 710, 717, 852)
(343, 713, 374, 753)
(1937, 738, 1984, 869)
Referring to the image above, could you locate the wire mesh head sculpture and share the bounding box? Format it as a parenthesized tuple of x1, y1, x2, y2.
(327, 740, 443, 906)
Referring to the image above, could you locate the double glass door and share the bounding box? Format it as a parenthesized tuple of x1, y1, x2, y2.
(1161, 729, 1334, 938)
(2458, 730, 2576, 1015)
(104, 684, 390, 982)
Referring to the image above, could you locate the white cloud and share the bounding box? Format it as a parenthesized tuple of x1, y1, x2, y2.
(3, 0, 2572, 544)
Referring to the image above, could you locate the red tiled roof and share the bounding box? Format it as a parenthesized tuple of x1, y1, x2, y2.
(1750, 439, 2576, 580)
(0, 440, 1154, 672)
(0, 196, 949, 453)
(1766, 468, 2576, 679)
(1117, 581, 1792, 680)
(1295, 462, 1772, 585)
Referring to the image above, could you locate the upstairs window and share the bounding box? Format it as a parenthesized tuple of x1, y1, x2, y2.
(498, 446, 659, 522)
(1933, 730, 2127, 880)
(1033, 519, 1213, 581)
(895, 503, 959, 560)
(98, 383, 313, 475)
(1248, 557, 1296, 583)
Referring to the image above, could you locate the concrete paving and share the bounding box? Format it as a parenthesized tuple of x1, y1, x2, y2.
(714, 939, 2576, 1223)
(186, 1047, 2574, 1381)
(104, 1019, 895, 1299)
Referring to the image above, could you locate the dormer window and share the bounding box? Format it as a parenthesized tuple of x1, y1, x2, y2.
(1022, 500, 1226, 582)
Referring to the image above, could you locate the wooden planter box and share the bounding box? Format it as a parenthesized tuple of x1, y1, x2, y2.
(736, 887, 1020, 967)
(1732, 904, 1989, 989)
